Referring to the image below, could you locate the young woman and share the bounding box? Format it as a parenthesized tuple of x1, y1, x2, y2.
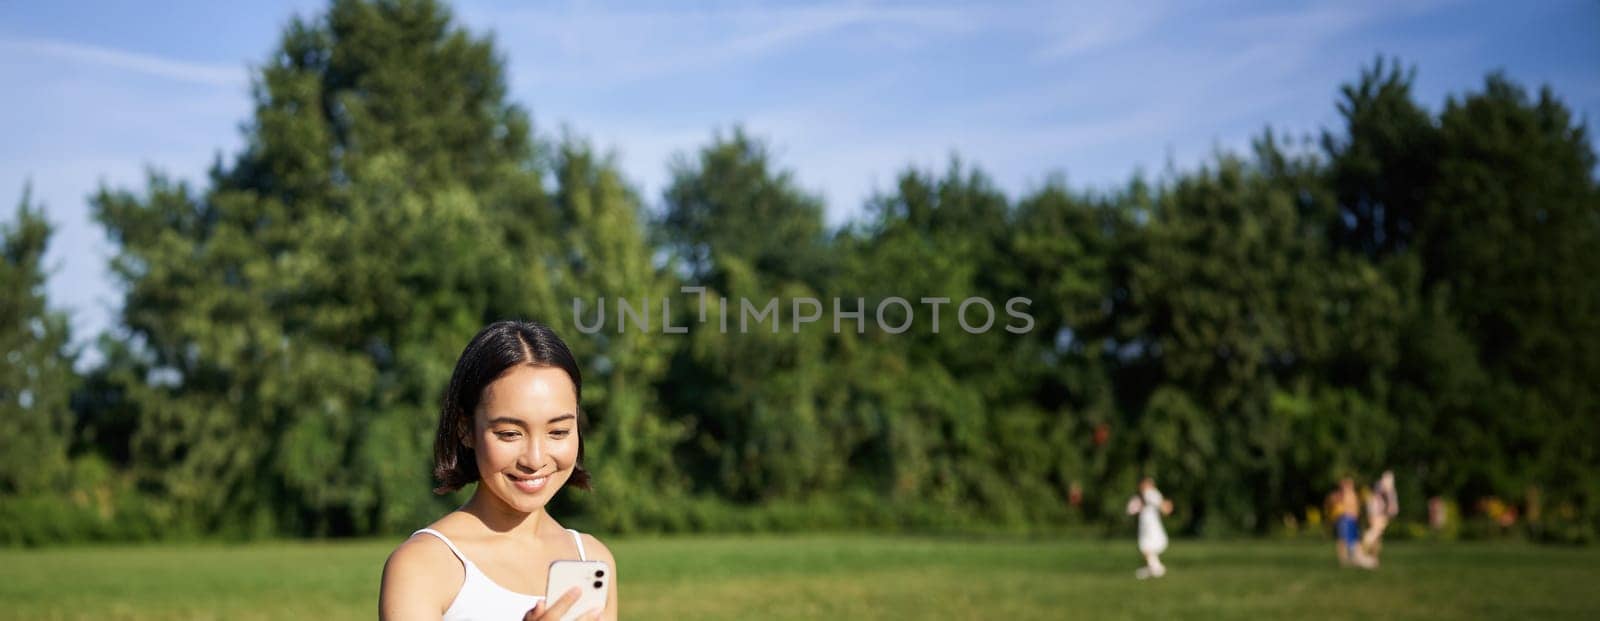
(381, 321, 618, 620)
(1126, 476, 1173, 579)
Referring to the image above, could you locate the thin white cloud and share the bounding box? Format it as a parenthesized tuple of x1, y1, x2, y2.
(1222, 0, 1460, 37)
(470, 3, 974, 89)
(1029, 2, 1172, 63)
(1, 37, 247, 88)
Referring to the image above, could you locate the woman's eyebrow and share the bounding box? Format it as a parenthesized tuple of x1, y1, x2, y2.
(487, 416, 529, 429)
(546, 413, 576, 424)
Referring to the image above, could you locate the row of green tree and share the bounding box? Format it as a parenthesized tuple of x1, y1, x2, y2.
(3, 0, 1597, 545)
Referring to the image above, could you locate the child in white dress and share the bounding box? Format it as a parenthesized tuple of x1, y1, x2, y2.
(1126, 476, 1174, 579)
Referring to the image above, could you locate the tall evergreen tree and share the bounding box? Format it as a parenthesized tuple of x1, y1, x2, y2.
(541, 137, 690, 532)
(0, 188, 77, 495)
(1424, 75, 1600, 515)
(92, 0, 553, 536)
(657, 130, 844, 503)
(659, 128, 830, 288)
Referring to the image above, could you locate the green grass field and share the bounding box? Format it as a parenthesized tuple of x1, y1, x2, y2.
(2, 536, 1597, 620)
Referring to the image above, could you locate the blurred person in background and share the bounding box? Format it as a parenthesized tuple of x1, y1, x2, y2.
(1330, 476, 1375, 569)
(1127, 476, 1174, 579)
(1362, 470, 1399, 562)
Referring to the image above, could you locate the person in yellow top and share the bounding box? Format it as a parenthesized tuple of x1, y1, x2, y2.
(1329, 476, 1374, 568)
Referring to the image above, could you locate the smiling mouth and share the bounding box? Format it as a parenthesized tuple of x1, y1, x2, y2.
(506, 473, 549, 493)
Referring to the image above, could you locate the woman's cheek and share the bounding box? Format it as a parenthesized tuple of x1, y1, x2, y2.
(553, 436, 579, 468)
(480, 434, 516, 467)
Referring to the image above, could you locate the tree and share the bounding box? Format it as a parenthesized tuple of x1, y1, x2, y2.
(92, 0, 553, 536)
(0, 187, 77, 495)
(541, 136, 689, 532)
(1423, 75, 1600, 515)
(1324, 63, 1600, 528)
(657, 130, 844, 504)
(1006, 180, 1128, 523)
(659, 127, 830, 288)
(1322, 57, 1440, 259)
(833, 162, 1067, 528)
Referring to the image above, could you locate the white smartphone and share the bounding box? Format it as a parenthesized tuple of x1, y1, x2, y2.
(544, 560, 610, 621)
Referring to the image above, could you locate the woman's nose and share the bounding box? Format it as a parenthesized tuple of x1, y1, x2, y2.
(521, 437, 543, 467)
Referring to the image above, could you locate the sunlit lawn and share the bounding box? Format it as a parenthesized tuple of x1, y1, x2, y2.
(2, 535, 1597, 620)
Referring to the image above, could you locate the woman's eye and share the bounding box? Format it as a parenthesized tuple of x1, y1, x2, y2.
(495, 431, 522, 440)
(549, 429, 571, 439)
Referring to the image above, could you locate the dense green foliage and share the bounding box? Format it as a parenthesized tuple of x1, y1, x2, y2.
(2, 2, 1597, 543)
(0, 187, 76, 496)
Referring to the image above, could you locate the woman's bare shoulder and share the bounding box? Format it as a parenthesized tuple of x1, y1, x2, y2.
(385, 531, 463, 583)
(579, 532, 616, 565)
(388, 530, 457, 565)
(380, 526, 468, 618)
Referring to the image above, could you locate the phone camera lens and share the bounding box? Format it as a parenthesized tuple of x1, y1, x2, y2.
(593, 580, 603, 589)
(595, 570, 605, 578)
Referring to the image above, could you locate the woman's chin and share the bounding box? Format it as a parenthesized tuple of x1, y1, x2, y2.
(510, 499, 549, 513)
(494, 490, 549, 512)
(490, 485, 556, 513)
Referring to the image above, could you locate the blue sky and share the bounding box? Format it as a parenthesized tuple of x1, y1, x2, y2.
(3, 0, 1597, 358)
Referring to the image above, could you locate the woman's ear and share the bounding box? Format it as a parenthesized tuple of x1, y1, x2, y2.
(459, 418, 475, 450)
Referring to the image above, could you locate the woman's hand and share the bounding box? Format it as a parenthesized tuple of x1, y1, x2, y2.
(523, 588, 603, 621)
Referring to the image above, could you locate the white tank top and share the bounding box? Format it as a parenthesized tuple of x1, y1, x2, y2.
(411, 527, 589, 621)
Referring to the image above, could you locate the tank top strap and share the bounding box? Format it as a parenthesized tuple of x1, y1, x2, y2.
(413, 528, 473, 566)
(566, 528, 587, 561)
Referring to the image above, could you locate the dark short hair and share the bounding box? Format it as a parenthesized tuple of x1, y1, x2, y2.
(432, 320, 589, 494)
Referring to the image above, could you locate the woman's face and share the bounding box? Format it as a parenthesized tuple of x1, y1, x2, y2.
(470, 364, 580, 514)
